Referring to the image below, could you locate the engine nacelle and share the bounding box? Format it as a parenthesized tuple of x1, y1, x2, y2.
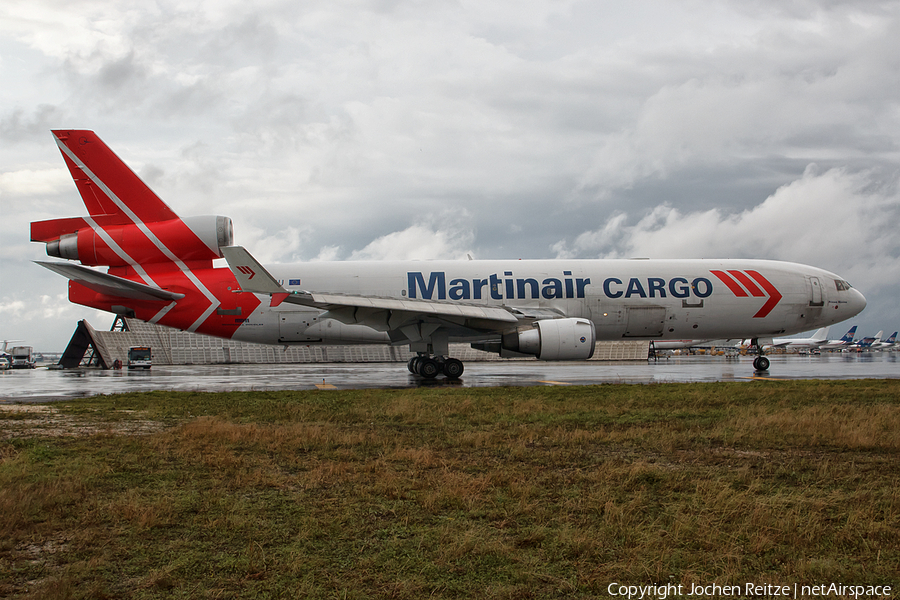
(502, 318, 596, 360)
(40, 215, 233, 267)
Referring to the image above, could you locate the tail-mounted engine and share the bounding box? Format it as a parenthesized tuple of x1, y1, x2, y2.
(32, 215, 233, 267)
(502, 318, 596, 360)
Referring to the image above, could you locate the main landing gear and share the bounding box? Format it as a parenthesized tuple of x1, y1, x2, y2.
(407, 355, 465, 379)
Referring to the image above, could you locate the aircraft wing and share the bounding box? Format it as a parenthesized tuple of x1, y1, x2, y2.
(36, 261, 185, 302)
(221, 246, 520, 334)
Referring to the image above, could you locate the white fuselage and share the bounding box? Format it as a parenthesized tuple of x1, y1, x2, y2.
(230, 258, 866, 348)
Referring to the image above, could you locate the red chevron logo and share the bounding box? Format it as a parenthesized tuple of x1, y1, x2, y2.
(709, 269, 783, 318)
(237, 265, 256, 280)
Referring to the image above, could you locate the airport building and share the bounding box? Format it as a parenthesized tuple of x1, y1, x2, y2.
(59, 317, 650, 369)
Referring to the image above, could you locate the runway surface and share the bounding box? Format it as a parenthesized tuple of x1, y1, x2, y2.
(2, 352, 898, 402)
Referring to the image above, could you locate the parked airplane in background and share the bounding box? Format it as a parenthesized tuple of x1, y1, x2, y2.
(767, 327, 831, 349)
(31, 130, 867, 377)
(0, 340, 19, 369)
(872, 332, 897, 350)
(851, 331, 883, 351)
(819, 325, 858, 349)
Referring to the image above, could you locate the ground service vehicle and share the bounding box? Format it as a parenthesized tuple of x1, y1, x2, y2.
(127, 346, 152, 369)
(10, 346, 35, 369)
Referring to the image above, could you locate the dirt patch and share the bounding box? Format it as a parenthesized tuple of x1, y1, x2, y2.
(17, 535, 70, 564)
(0, 404, 168, 440)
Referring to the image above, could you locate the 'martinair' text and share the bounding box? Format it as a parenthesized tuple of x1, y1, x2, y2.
(407, 271, 714, 301)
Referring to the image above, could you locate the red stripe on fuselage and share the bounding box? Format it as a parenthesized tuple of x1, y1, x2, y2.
(727, 270, 765, 297)
(711, 269, 783, 319)
(745, 270, 783, 318)
(710, 270, 748, 296)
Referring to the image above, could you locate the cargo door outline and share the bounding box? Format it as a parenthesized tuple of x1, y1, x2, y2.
(624, 306, 667, 338)
(808, 276, 824, 307)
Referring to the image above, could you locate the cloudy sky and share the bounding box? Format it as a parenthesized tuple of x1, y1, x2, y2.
(1, 0, 898, 351)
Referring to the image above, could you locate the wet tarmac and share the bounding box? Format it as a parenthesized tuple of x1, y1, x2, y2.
(1, 352, 898, 403)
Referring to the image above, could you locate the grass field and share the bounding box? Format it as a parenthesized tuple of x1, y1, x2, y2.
(1, 380, 898, 599)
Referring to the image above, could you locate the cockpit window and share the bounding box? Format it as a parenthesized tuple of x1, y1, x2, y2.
(834, 280, 852, 291)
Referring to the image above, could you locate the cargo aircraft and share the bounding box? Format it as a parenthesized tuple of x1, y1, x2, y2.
(31, 130, 867, 377)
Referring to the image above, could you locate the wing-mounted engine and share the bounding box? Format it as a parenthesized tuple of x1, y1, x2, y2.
(32, 215, 233, 267)
(501, 318, 596, 360)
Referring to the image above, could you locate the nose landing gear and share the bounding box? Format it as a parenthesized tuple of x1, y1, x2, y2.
(752, 355, 770, 371)
(408, 355, 465, 379)
(749, 338, 771, 372)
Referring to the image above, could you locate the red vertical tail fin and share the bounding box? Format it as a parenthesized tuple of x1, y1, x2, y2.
(30, 130, 255, 336)
(52, 129, 178, 223)
(31, 130, 232, 268)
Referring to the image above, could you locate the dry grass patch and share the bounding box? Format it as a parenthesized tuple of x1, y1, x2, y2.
(717, 403, 900, 449)
(0, 380, 898, 598)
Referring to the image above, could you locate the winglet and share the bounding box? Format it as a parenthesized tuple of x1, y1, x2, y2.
(221, 246, 288, 305)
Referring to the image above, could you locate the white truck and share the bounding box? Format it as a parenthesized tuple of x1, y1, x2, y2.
(10, 346, 36, 369)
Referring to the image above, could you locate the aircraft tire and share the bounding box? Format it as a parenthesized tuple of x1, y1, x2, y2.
(419, 358, 440, 379)
(753, 356, 770, 371)
(443, 358, 464, 379)
(408, 357, 418, 374)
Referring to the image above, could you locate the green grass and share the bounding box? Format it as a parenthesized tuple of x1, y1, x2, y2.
(1, 380, 899, 598)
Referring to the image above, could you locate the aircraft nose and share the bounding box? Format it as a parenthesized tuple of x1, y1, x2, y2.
(849, 287, 867, 316)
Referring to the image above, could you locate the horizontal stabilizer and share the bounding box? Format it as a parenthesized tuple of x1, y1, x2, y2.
(36, 261, 185, 302)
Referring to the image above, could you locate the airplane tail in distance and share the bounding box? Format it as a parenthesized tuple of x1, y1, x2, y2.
(840, 326, 857, 343)
(30, 130, 233, 268)
(812, 326, 830, 341)
(886, 332, 898, 344)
